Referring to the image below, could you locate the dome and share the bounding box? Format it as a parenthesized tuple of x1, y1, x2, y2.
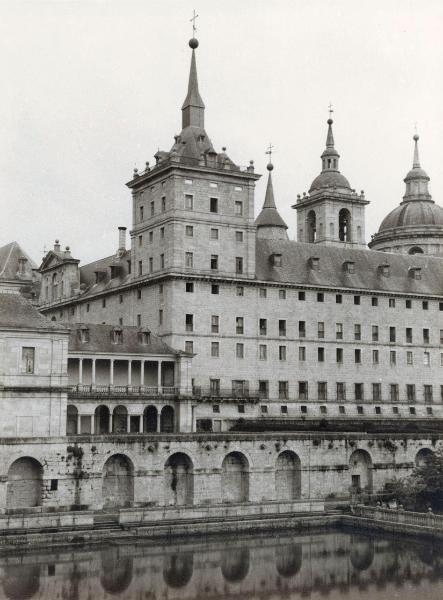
(309, 171, 351, 193)
(378, 200, 443, 232)
(404, 167, 429, 181)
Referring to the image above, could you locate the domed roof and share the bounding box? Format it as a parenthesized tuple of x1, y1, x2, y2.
(378, 200, 443, 232)
(309, 170, 351, 193)
(404, 167, 429, 181)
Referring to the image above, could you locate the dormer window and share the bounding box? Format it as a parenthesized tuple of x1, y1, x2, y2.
(379, 264, 390, 277)
(78, 327, 90, 343)
(343, 261, 355, 274)
(111, 327, 123, 344)
(110, 265, 120, 279)
(138, 328, 151, 345)
(270, 253, 282, 267)
(409, 267, 422, 280)
(309, 257, 320, 271)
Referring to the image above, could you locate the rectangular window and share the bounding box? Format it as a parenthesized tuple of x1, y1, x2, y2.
(390, 350, 396, 365)
(336, 348, 343, 363)
(372, 297, 378, 307)
(354, 295, 361, 305)
(279, 289, 286, 299)
(120, 294, 124, 303)
(299, 346, 306, 361)
(407, 350, 413, 365)
(186, 282, 194, 293)
(406, 327, 413, 343)
(159, 284, 163, 294)
(185, 340, 194, 353)
(185, 194, 193, 210)
(186, 225, 194, 237)
(210, 228, 219, 240)
(211, 284, 219, 295)
(301, 405, 308, 414)
(235, 200, 243, 216)
(372, 349, 379, 364)
(406, 384, 416, 402)
(317, 292, 324, 302)
(318, 347, 325, 362)
(22, 347, 35, 374)
(149, 257, 153, 273)
(149, 231, 153, 243)
(299, 321, 306, 338)
(440, 329, 443, 344)
(281, 405, 288, 414)
(138, 234, 143, 246)
(299, 381, 308, 400)
(424, 351, 430, 366)
(389, 298, 396, 308)
(236, 286, 244, 296)
(211, 342, 219, 357)
(423, 300, 429, 310)
(185, 252, 193, 268)
(236, 343, 244, 359)
(259, 318, 267, 335)
(372, 325, 379, 341)
(355, 383, 364, 400)
(210, 197, 218, 213)
(139, 205, 144, 221)
(185, 314, 193, 332)
(354, 324, 361, 341)
(160, 227, 165, 239)
(160, 253, 165, 269)
(86, 303, 90, 312)
(211, 315, 219, 333)
(136, 314, 141, 327)
(279, 345, 287, 361)
(336, 323, 343, 340)
(210, 255, 218, 270)
(259, 344, 267, 360)
(235, 231, 244, 242)
(210, 182, 218, 189)
(406, 299, 412, 309)
(389, 326, 396, 342)
(298, 291, 306, 301)
(238, 404, 245, 413)
(138, 260, 143, 276)
(210, 379, 220, 395)
(424, 385, 433, 403)
(259, 288, 267, 298)
(102, 298, 106, 308)
(279, 381, 289, 400)
(236, 316, 244, 334)
(161, 196, 166, 212)
(235, 257, 243, 274)
(259, 380, 269, 399)
(159, 309, 163, 325)
(423, 328, 430, 344)
(336, 294, 342, 303)
(337, 382, 346, 401)
(372, 383, 381, 401)
(150, 200, 154, 216)
(279, 320, 286, 336)
(355, 349, 361, 363)
(318, 322, 325, 338)
(390, 384, 399, 402)
(318, 382, 327, 401)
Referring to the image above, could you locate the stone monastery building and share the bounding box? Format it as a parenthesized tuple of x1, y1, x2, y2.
(0, 35, 443, 513)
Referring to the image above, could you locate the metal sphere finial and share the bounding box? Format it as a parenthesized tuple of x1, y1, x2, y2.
(267, 162, 274, 171)
(189, 37, 199, 49)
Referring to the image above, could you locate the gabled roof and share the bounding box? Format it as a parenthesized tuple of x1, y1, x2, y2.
(256, 239, 443, 296)
(39, 249, 79, 272)
(68, 323, 181, 355)
(0, 242, 36, 281)
(0, 292, 66, 330)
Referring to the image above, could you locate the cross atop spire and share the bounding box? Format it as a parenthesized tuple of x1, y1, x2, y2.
(265, 143, 274, 166)
(328, 102, 334, 119)
(190, 9, 199, 36)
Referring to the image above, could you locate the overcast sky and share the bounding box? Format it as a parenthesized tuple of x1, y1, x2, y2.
(1, 0, 442, 265)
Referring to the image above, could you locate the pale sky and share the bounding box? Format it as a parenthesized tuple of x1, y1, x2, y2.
(1, 0, 442, 265)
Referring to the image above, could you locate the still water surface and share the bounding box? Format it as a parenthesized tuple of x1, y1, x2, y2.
(0, 528, 442, 599)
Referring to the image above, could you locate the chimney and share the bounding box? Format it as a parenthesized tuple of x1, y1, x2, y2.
(54, 239, 61, 252)
(118, 227, 127, 256)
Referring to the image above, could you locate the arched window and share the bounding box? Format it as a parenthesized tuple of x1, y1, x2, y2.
(307, 210, 316, 243)
(7, 457, 43, 509)
(409, 246, 424, 255)
(94, 405, 110, 434)
(66, 405, 78, 435)
(164, 453, 193, 506)
(221, 452, 249, 503)
(102, 454, 134, 508)
(163, 553, 193, 588)
(339, 208, 352, 242)
(415, 448, 433, 467)
(349, 450, 373, 494)
(160, 406, 174, 433)
(221, 548, 250, 583)
(113, 406, 128, 433)
(51, 273, 58, 301)
(275, 451, 301, 500)
(143, 406, 158, 432)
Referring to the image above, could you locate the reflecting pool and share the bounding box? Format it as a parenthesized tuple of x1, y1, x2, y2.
(0, 528, 442, 599)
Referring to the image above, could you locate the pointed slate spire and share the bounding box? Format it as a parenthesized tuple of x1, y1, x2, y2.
(255, 163, 288, 239)
(326, 118, 335, 149)
(403, 133, 431, 202)
(412, 133, 421, 168)
(320, 118, 340, 172)
(182, 38, 205, 129)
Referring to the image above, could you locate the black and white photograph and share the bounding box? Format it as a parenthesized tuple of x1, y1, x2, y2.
(0, 1, 442, 598)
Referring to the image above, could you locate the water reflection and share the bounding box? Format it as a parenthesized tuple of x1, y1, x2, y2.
(0, 529, 442, 599)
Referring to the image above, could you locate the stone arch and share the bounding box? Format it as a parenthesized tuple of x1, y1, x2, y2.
(102, 454, 134, 508)
(112, 405, 127, 433)
(275, 450, 301, 500)
(143, 405, 158, 432)
(66, 404, 78, 435)
(339, 208, 352, 242)
(415, 448, 434, 467)
(221, 548, 250, 583)
(275, 544, 302, 578)
(160, 405, 174, 433)
(221, 452, 249, 503)
(100, 549, 133, 595)
(164, 453, 193, 506)
(409, 245, 424, 255)
(350, 535, 375, 571)
(163, 553, 194, 588)
(349, 450, 373, 494)
(307, 210, 316, 243)
(7, 457, 43, 509)
(3, 564, 40, 600)
(94, 405, 110, 434)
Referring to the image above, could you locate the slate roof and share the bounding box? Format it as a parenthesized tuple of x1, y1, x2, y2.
(68, 323, 180, 355)
(78, 251, 132, 296)
(0, 242, 37, 281)
(256, 239, 443, 296)
(0, 292, 66, 330)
